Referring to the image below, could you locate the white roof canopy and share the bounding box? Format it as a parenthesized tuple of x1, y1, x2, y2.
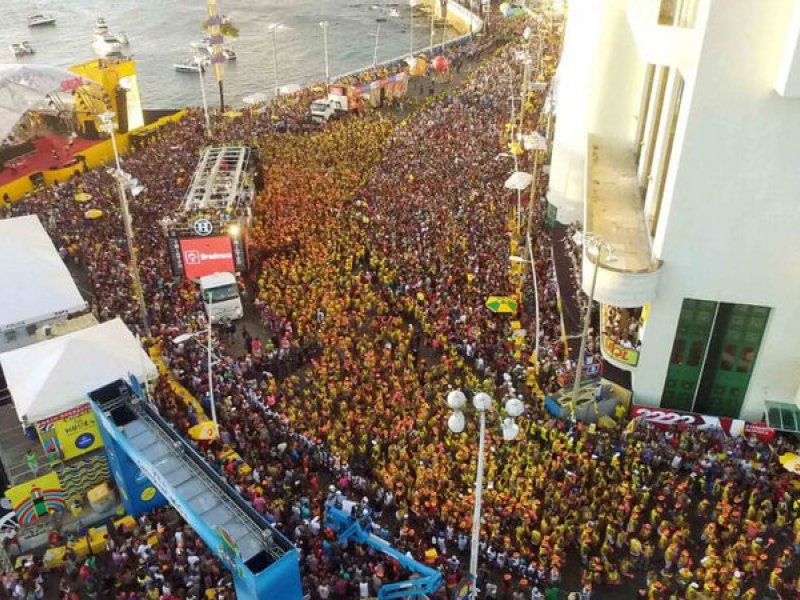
(504, 171, 534, 191)
(0, 64, 95, 143)
(0, 215, 87, 332)
(0, 318, 157, 424)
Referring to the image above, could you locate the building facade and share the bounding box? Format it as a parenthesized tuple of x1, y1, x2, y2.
(547, 0, 800, 424)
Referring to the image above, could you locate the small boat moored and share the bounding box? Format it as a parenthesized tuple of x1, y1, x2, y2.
(190, 38, 237, 62)
(10, 41, 35, 57)
(93, 34, 127, 57)
(91, 18, 129, 57)
(94, 17, 108, 35)
(174, 56, 209, 73)
(27, 14, 56, 27)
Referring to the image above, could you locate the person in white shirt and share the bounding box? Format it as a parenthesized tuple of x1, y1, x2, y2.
(359, 580, 370, 598)
(309, 515, 321, 536)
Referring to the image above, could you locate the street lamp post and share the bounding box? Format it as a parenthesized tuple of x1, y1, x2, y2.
(496, 152, 522, 233)
(409, 0, 416, 56)
(370, 23, 382, 67)
(193, 48, 211, 135)
(445, 390, 525, 600)
(430, 2, 435, 50)
(98, 111, 149, 334)
(510, 251, 541, 364)
(571, 233, 615, 407)
(320, 21, 330, 87)
(267, 23, 286, 97)
(173, 306, 219, 432)
(469, 0, 475, 38)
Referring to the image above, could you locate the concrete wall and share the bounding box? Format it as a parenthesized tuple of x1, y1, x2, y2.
(634, 0, 800, 420)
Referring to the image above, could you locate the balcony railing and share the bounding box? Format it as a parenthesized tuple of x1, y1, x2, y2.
(582, 134, 663, 307)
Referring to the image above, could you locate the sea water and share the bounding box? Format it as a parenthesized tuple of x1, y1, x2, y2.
(2, 0, 455, 108)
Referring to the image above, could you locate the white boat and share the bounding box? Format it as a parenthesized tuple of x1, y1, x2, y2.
(191, 38, 236, 62)
(94, 17, 109, 35)
(389, 8, 400, 17)
(174, 56, 208, 73)
(190, 37, 213, 53)
(92, 17, 128, 56)
(10, 41, 35, 57)
(27, 14, 56, 27)
(93, 34, 128, 56)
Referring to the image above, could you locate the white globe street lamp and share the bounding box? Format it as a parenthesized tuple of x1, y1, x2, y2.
(444, 389, 525, 599)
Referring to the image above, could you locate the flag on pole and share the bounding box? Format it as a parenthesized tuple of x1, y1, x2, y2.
(207, 0, 224, 85)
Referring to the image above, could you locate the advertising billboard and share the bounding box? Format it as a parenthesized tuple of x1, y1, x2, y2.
(36, 403, 104, 461)
(179, 236, 236, 280)
(630, 404, 776, 442)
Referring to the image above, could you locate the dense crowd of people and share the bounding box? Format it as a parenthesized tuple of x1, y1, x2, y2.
(5, 507, 233, 600)
(2, 4, 800, 599)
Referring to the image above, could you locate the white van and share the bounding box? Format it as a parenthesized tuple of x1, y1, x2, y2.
(310, 93, 349, 123)
(200, 272, 243, 323)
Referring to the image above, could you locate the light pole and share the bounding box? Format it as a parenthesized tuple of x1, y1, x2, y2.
(267, 23, 286, 97)
(571, 233, 615, 407)
(510, 251, 540, 364)
(97, 111, 149, 334)
(496, 152, 522, 232)
(445, 390, 525, 600)
(320, 21, 330, 88)
(370, 23, 381, 67)
(193, 47, 211, 135)
(469, 0, 475, 38)
(409, 0, 416, 56)
(173, 309, 220, 433)
(430, 2, 435, 50)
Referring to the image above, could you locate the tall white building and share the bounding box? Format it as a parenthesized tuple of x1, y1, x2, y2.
(547, 0, 800, 426)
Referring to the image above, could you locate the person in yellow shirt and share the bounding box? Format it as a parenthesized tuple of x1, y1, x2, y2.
(629, 537, 643, 564)
(768, 566, 784, 596)
(740, 587, 757, 600)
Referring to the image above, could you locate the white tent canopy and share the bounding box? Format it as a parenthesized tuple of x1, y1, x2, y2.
(0, 64, 95, 143)
(504, 171, 534, 191)
(0, 215, 87, 332)
(0, 318, 158, 425)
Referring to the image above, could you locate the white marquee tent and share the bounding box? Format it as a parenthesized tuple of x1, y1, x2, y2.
(0, 64, 95, 143)
(0, 215, 87, 333)
(0, 318, 157, 425)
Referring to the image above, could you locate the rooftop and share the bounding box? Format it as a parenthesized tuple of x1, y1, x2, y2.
(0, 215, 86, 333)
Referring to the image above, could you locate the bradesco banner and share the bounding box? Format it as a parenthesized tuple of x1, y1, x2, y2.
(179, 236, 235, 280)
(630, 405, 776, 442)
(36, 403, 104, 461)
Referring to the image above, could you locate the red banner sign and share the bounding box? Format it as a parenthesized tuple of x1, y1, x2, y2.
(631, 405, 776, 442)
(179, 236, 235, 280)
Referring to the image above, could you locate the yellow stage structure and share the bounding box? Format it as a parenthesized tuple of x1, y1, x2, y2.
(0, 54, 187, 205)
(69, 57, 145, 135)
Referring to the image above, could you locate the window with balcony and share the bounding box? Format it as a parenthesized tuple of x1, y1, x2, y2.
(639, 67, 669, 187)
(650, 71, 684, 236)
(659, 0, 698, 27)
(658, 0, 678, 25)
(635, 64, 656, 162)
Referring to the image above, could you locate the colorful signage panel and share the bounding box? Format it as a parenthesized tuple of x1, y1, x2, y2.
(37, 404, 104, 461)
(5, 472, 66, 525)
(631, 404, 776, 442)
(179, 235, 235, 280)
(601, 334, 640, 367)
